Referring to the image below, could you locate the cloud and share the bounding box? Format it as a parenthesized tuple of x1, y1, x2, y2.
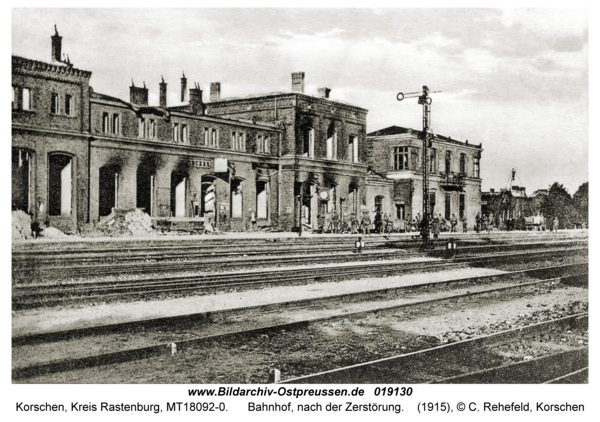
(500, 8, 588, 38)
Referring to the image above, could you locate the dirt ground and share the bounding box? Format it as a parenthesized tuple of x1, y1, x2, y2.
(16, 282, 587, 384)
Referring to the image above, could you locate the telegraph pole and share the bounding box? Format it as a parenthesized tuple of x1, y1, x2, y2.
(397, 86, 440, 246)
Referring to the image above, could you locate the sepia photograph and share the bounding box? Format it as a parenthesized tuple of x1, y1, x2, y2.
(11, 5, 589, 400)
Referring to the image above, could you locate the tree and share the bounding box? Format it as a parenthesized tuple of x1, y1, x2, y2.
(540, 182, 576, 229)
(573, 182, 588, 226)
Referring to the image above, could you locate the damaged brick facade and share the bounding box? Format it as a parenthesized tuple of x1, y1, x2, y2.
(366, 126, 483, 230)
(12, 29, 282, 233)
(205, 75, 369, 231)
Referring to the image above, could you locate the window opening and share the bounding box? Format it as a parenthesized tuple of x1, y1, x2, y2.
(65, 94, 73, 116)
(12, 148, 32, 212)
(112, 114, 120, 135)
(375, 196, 383, 213)
(102, 112, 109, 133)
(48, 154, 72, 216)
(474, 157, 480, 178)
(349, 135, 358, 163)
(256, 181, 269, 219)
(393, 147, 409, 170)
(99, 166, 119, 217)
(396, 204, 405, 220)
(429, 192, 436, 217)
(51, 93, 59, 114)
(230, 179, 243, 218)
(181, 124, 188, 144)
(22, 88, 31, 110)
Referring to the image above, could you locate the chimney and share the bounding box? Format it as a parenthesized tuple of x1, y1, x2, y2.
(159, 76, 167, 108)
(129, 80, 149, 106)
(51, 25, 62, 63)
(318, 87, 331, 99)
(210, 82, 221, 102)
(292, 72, 305, 93)
(189, 83, 205, 115)
(181, 72, 187, 103)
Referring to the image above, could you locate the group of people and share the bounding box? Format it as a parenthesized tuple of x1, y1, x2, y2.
(347, 209, 561, 236)
(475, 212, 494, 234)
(410, 213, 467, 239)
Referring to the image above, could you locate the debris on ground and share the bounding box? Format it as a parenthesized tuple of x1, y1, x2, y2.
(12, 210, 32, 240)
(82, 209, 157, 237)
(42, 226, 69, 239)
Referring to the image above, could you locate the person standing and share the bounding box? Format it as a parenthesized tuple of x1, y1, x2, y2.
(553, 217, 559, 232)
(450, 213, 458, 233)
(475, 212, 482, 233)
(462, 216, 468, 233)
(415, 213, 422, 230)
(374, 210, 383, 234)
(432, 214, 440, 239)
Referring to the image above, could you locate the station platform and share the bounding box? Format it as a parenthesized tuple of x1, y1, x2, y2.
(11, 229, 588, 249)
(12, 259, 507, 338)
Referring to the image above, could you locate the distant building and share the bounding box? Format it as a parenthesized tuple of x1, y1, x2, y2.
(481, 169, 547, 229)
(366, 126, 483, 229)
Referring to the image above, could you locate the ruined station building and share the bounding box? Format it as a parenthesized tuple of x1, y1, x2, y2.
(366, 126, 483, 230)
(12, 28, 482, 234)
(13, 28, 282, 233)
(205, 73, 368, 231)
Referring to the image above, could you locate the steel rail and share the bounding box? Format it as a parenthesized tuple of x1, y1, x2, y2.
(430, 349, 588, 384)
(12, 272, 588, 380)
(13, 240, 587, 280)
(280, 313, 588, 384)
(13, 247, 587, 309)
(12, 232, 587, 258)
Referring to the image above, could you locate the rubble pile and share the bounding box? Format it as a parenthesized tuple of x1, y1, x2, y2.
(43, 227, 68, 239)
(12, 210, 32, 240)
(90, 209, 156, 237)
(124, 209, 155, 237)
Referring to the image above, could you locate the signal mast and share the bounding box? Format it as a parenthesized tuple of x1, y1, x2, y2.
(397, 86, 441, 246)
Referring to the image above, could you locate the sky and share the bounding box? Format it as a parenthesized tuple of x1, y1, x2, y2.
(11, 7, 589, 194)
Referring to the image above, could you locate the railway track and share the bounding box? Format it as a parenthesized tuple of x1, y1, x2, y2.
(12, 246, 586, 310)
(281, 313, 588, 384)
(13, 239, 587, 281)
(12, 232, 587, 266)
(12, 265, 588, 381)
